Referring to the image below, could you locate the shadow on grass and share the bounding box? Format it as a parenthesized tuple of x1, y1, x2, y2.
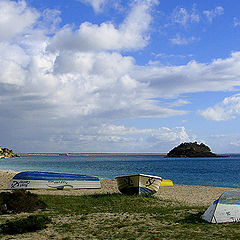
(85, 193, 122, 198)
(178, 211, 206, 224)
(81, 193, 159, 200)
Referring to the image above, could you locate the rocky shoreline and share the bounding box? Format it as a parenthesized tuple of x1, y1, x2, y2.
(0, 146, 20, 158)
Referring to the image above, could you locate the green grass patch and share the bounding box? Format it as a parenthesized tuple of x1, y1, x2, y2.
(39, 194, 240, 239)
(39, 193, 186, 215)
(1, 193, 240, 239)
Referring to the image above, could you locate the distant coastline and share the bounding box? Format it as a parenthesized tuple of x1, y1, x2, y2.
(19, 153, 167, 156)
(18, 152, 234, 157)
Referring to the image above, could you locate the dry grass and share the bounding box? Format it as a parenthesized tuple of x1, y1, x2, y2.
(1, 170, 240, 239)
(0, 194, 240, 240)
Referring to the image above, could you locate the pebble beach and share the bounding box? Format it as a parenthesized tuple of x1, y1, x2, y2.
(1, 169, 240, 206)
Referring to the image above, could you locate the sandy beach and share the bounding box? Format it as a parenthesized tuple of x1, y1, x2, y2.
(1, 169, 240, 206)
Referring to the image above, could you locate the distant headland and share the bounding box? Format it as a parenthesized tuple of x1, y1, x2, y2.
(166, 142, 221, 158)
(0, 146, 20, 158)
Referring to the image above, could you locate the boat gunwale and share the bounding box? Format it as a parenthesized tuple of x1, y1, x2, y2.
(12, 171, 100, 181)
(115, 173, 162, 180)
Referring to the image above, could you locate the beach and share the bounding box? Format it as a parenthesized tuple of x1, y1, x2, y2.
(1, 169, 240, 206)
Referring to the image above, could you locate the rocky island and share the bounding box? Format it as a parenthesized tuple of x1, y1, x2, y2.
(0, 146, 20, 158)
(166, 142, 220, 158)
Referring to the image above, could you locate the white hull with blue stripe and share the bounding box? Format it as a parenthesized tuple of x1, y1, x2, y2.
(115, 174, 162, 195)
(8, 171, 101, 190)
(202, 191, 240, 223)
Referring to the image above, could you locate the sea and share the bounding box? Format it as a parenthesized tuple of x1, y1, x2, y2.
(1, 154, 240, 188)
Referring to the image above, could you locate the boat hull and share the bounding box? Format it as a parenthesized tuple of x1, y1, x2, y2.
(160, 179, 173, 186)
(8, 171, 101, 190)
(115, 174, 162, 195)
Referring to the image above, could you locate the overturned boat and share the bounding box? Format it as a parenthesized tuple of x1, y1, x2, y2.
(202, 191, 240, 223)
(115, 174, 162, 195)
(8, 171, 101, 190)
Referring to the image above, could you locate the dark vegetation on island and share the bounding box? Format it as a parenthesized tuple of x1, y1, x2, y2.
(0, 146, 19, 158)
(166, 142, 222, 158)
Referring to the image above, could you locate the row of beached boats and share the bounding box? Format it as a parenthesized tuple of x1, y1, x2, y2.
(7, 171, 240, 224)
(7, 171, 173, 195)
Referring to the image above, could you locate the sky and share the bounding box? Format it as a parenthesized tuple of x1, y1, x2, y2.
(1, 0, 240, 153)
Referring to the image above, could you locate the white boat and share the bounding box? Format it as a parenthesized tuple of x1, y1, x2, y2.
(8, 171, 101, 190)
(202, 191, 240, 223)
(115, 174, 162, 195)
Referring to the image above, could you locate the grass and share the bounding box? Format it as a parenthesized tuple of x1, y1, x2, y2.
(0, 215, 51, 234)
(0, 193, 240, 239)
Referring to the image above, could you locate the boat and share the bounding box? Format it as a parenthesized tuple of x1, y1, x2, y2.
(160, 179, 173, 186)
(8, 171, 101, 190)
(115, 174, 162, 195)
(202, 191, 240, 223)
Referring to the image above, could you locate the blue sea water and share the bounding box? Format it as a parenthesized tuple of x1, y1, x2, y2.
(0, 154, 240, 188)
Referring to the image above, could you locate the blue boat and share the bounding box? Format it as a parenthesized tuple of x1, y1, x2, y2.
(8, 171, 101, 190)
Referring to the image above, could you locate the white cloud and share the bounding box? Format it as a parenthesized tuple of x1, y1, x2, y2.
(203, 6, 224, 23)
(168, 99, 190, 107)
(132, 52, 240, 98)
(230, 139, 240, 147)
(154, 52, 194, 59)
(1, 1, 240, 124)
(170, 34, 198, 45)
(199, 94, 240, 121)
(0, 0, 39, 41)
(1, 0, 181, 123)
(46, 124, 192, 152)
(48, 0, 156, 52)
(172, 6, 200, 27)
(77, 0, 107, 13)
(234, 17, 240, 27)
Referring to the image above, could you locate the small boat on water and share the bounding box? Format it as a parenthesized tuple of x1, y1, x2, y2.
(115, 174, 162, 195)
(8, 171, 101, 190)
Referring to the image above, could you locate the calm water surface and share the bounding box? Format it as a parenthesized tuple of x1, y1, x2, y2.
(0, 154, 239, 188)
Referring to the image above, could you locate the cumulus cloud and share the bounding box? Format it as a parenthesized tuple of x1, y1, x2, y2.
(0, 0, 39, 41)
(0, 0, 185, 124)
(48, 0, 156, 52)
(198, 94, 240, 121)
(1, 0, 240, 119)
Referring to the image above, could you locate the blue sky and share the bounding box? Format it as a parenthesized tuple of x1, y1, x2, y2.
(1, 0, 240, 153)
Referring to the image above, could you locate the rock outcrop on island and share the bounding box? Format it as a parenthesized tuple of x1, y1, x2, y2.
(166, 142, 219, 158)
(0, 146, 20, 158)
